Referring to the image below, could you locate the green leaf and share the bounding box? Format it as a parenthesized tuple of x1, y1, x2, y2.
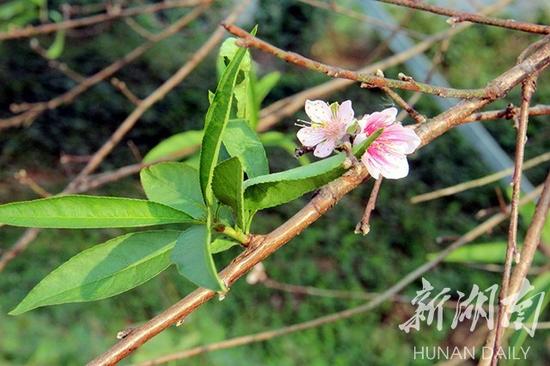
(171, 225, 225, 291)
(212, 157, 245, 229)
(143, 130, 203, 163)
(10, 230, 180, 315)
(0, 195, 196, 228)
(428, 241, 546, 265)
(216, 37, 252, 120)
(255, 71, 281, 106)
(508, 272, 550, 350)
(260, 131, 310, 165)
(45, 10, 65, 59)
(211, 238, 240, 254)
(243, 130, 382, 211)
(199, 43, 248, 205)
(223, 119, 269, 178)
(140, 162, 206, 219)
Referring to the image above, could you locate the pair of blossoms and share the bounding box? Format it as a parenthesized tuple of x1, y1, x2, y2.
(297, 100, 421, 179)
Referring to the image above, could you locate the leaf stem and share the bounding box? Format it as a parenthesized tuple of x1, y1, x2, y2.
(215, 225, 250, 245)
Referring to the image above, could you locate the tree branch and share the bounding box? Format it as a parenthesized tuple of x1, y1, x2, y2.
(0, 0, 207, 41)
(377, 0, 550, 34)
(224, 24, 491, 99)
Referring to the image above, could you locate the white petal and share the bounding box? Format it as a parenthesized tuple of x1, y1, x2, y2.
(314, 139, 336, 158)
(381, 124, 421, 154)
(337, 100, 354, 126)
(377, 151, 409, 179)
(380, 107, 398, 122)
(362, 153, 381, 179)
(297, 127, 326, 147)
(305, 100, 332, 123)
(353, 132, 368, 146)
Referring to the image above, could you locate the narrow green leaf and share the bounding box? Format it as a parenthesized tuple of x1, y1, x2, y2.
(223, 119, 269, 178)
(143, 130, 203, 163)
(199, 44, 248, 205)
(45, 10, 65, 59)
(255, 71, 281, 106)
(140, 162, 206, 219)
(216, 37, 252, 120)
(212, 157, 245, 229)
(211, 238, 240, 254)
(243, 130, 382, 210)
(508, 272, 550, 350)
(0, 195, 196, 228)
(428, 241, 545, 265)
(10, 230, 180, 315)
(171, 225, 225, 291)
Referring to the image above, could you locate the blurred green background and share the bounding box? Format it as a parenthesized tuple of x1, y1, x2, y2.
(1, 0, 549, 365)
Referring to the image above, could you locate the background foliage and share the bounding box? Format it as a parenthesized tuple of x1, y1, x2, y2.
(1, 0, 549, 364)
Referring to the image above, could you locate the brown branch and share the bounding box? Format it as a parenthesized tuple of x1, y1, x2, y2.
(297, 0, 427, 40)
(87, 38, 549, 365)
(411, 151, 550, 204)
(0, 0, 207, 41)
(0, 4, 209, 130)
(126, 185, 543, 366)
(111, 78, 142, 106)
(258, 21, 484, 132)
(377, 84, 426, 123)
(225, 24, 491, 99)
(355, 177, 383, 235)
(377, 0, 550, 35)
(258, 0, 512, 130)
(461, 104, 550, 122)
(488, 72, 537, 366)
(14, 170, 52, 198)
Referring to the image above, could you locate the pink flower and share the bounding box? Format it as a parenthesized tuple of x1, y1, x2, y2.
(297, 99, 355, 158)
(354, 107, 421, 179)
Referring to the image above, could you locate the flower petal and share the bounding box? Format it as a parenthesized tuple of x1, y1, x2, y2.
(363, 146, 409, 179)
(353, 132, 368, 147)
(361, 107, 398, 135)
(314, 139, 336, 158)
(297, 127, 326, 147)
(305, 100, 332, 124)
(380, 124, 421, 154)
(337, 100, 354, 126)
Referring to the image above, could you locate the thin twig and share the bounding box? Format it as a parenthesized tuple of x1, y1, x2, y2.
(225, 24, 491, 99)
(461, 104, 550, 122)
(257, 0, 513, 131)
(14, 170, 52, 198)
(377, 84, 426, 123)
(377, 0, 550, 34)
(411, 151, 550, 203)
(111, 78, 142, 105)
(0, 5, 209, 130)
(0, 0, 206, 41)
(355, 178, 383, 235)
(488, 73, 537, 366)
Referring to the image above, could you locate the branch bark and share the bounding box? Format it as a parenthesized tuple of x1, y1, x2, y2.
(377, 0, 550, 34)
